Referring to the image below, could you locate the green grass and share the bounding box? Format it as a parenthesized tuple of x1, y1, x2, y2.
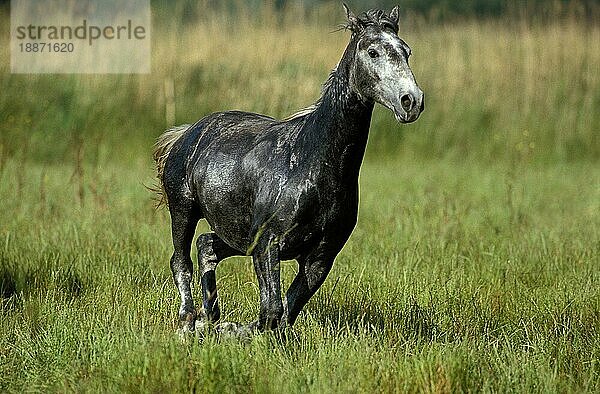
(0, 156, 598, 392)
(1, 4, 600, 393)
(1, 9, 599, 164)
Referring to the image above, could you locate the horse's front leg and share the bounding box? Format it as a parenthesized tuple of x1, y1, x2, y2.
(212, 233, 283, 338)
(282, 242, 336, 326)
(252, 233, 284, 330)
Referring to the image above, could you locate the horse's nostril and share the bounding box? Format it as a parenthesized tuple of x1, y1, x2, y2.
(420, 95, 425, 112)
(400, 94, 414, 112)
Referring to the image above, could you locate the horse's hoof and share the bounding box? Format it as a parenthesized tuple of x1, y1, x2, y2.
(176, 326, 194, 342)
(194, 319, 212, 332)
(215, 321, 242, 335)
(215, 321, 258, 340)
(195, 307, 208, 322)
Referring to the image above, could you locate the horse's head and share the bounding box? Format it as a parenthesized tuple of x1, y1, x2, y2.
(344, 4, 424, 123)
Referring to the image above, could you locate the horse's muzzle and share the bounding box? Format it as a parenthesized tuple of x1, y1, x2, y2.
(395, 92, 424, 124)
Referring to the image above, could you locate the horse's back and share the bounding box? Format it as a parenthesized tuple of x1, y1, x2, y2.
(174, 111, 283, 248)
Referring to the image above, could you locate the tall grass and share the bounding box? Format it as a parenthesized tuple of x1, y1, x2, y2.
(0, 5, 598, 164)
(1, 4, 599, 392)
(0, 156, 598, 392)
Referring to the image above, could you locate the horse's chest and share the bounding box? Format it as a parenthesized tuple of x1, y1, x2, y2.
(276, 175, 358, 251)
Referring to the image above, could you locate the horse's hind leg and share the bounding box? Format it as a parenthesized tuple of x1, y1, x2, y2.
(169, 202, 200, 332)
(196, 233, 238, 322)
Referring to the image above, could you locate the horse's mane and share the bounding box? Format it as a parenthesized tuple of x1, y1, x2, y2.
(284, 8, 395, 122)
(345, 9, 399, 34)
(283, 72, 336, 121)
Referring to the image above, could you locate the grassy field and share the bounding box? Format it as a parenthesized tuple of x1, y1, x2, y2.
(1, 4, 600, 392)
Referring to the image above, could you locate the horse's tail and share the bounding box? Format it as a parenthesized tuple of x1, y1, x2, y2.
(151, 124, 191, 208)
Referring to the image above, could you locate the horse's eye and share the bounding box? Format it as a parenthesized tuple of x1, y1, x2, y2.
(368, 49, 380, 59)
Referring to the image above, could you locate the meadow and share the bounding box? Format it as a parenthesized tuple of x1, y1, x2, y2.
(1, 4, 599, 392)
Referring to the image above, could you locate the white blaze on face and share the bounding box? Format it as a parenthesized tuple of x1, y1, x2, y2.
(381, 31, 420, 95)
(381, 31, 406, 56)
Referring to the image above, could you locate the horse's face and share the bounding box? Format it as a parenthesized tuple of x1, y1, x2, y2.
(347, 6, 424, 123)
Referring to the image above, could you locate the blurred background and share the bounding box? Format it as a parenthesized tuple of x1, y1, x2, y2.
(0, 0, 598, 169)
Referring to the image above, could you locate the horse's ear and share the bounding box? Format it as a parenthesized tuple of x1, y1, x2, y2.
(343, 3, 361, 32)
(390, 5, 400, 27)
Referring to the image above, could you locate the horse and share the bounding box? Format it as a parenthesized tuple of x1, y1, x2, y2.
(153, 4, 424, 335)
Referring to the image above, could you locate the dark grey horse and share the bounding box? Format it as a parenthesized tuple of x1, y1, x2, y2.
(153, 4, 424, 335)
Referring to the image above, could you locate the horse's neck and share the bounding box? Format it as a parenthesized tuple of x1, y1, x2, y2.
(305, 44, 374, 179)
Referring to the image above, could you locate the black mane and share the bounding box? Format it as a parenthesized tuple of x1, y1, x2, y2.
(346, 9, 399, 33)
